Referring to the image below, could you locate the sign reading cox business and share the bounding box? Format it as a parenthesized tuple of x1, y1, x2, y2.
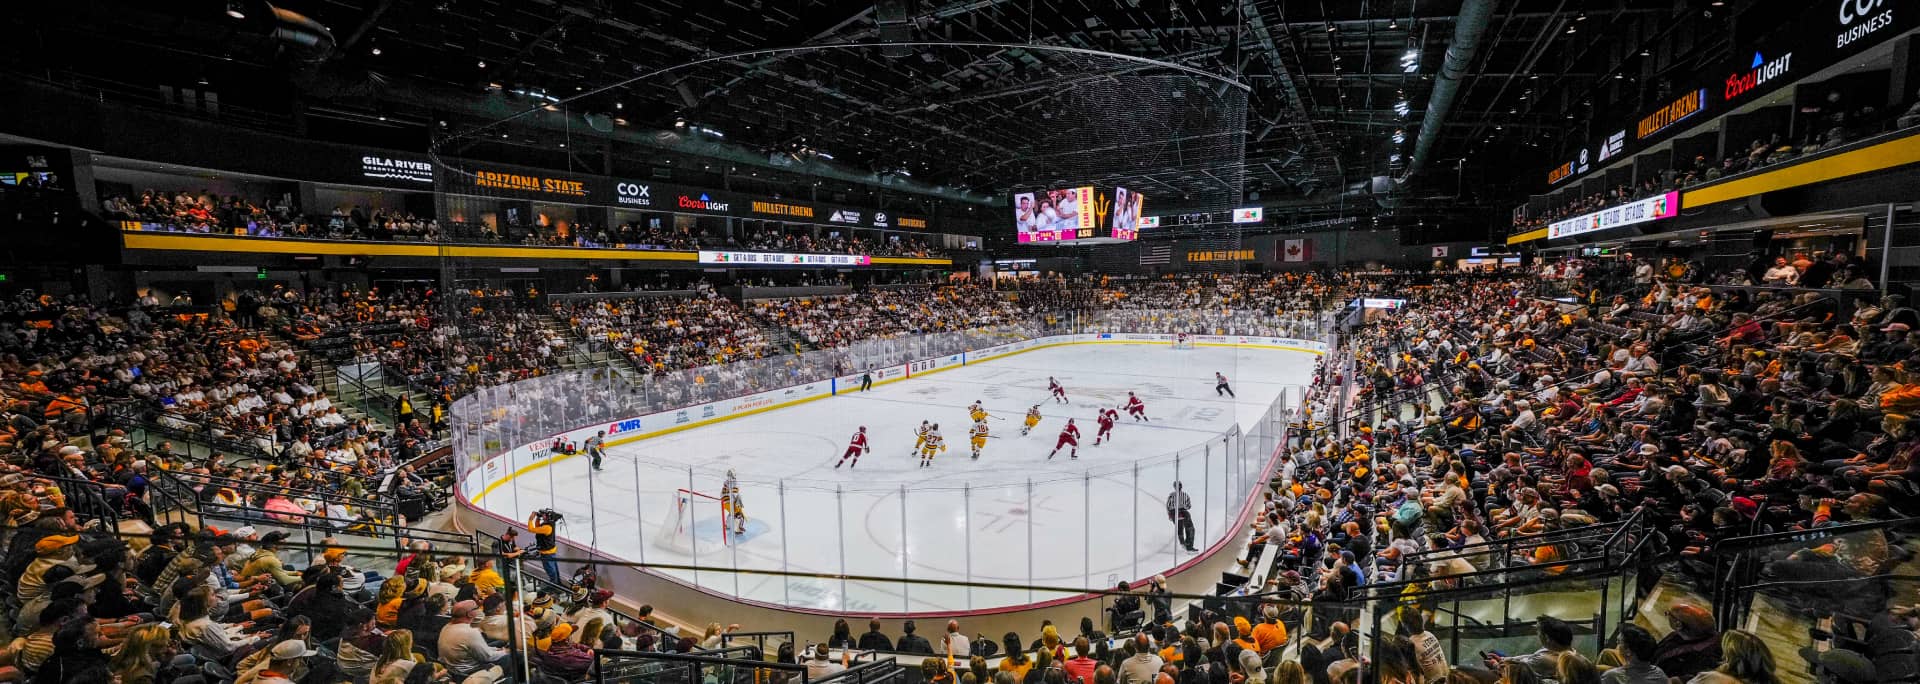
(613, 181, 653, 208)
(1837, 0, 1898, 50)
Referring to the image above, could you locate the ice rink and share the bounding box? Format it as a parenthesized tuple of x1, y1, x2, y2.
(472, 342, 1318, 613)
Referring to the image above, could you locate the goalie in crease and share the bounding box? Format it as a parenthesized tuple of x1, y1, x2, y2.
(722, 469, 746, 536)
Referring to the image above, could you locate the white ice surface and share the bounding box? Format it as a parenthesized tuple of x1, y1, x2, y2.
(475, 343, 1317, 613)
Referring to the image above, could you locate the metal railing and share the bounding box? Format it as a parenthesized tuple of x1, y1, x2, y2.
(475, 528, 682, 648)
(1707, 516, 1920, 629)
(593, 646, 799, 684)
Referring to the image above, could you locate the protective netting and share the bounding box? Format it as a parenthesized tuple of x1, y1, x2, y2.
(430, 43, 1275, 612)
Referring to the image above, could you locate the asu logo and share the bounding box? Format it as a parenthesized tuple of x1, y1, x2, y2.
(1094, 191, 1113, 226)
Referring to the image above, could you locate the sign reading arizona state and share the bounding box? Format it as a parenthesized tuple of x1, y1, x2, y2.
(474, 170, 588, 197)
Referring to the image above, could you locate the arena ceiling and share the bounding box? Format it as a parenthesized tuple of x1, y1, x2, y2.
(9, 0, 1767, 233)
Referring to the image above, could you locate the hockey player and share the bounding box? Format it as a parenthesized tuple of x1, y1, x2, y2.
(721, 469, 745, 536)
(586, 430, 607, 471)
(836, 426, 870, 468)
(910, 420, 932, 455)
(1047, 376, 1068, 404)
(1124, 391, 1149, 422)
(919, 424, 946, 467)
(968, 420, 990, 460)
(1021, 405, 1042, 436)
(1215, 372, 1235, 398)
(1048, 418, 1081, 460)
(968, 401, 989, 423)
(1093, 407, 1118, 445)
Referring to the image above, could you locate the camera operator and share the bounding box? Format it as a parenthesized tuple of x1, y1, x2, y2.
(527, 510, 563, 584)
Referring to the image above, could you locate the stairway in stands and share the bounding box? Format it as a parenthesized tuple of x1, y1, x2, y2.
(256, 326, 414, 433)
(535, 313, 648, 383)
(755, 318, 813, 354)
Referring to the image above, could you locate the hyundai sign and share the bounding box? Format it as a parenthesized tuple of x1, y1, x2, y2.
(1547, 191, 1680, 240)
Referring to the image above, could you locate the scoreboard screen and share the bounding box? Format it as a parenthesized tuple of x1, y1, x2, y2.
(1109, 186, 1144, 241)
(1012, 185, 1143, 244)
(1013, 186, 1095, 243)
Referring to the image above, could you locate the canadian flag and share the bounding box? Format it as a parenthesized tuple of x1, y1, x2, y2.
(1282, 238, 1311, 262)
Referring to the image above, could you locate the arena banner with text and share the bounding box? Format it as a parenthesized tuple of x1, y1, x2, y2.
(1546, 191, 1680, 240)
(1538, 0, 1916, 189)
(431, 159, 930, 229)
(441, 162, 596, 203)
(698, 250, 874, 267)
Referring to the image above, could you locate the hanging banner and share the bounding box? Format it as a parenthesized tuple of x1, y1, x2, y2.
(1547, 191, 1680, 240)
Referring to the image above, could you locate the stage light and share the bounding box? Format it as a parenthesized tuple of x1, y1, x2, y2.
(225, 1, 245, 19)
(477, 60, 487, 68)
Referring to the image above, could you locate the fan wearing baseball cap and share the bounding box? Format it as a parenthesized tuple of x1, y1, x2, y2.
(439, 599, 512, 677)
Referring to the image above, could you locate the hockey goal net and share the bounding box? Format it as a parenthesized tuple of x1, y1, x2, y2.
(652, 488, 730, 555)
(1171, 333, 1196, 349)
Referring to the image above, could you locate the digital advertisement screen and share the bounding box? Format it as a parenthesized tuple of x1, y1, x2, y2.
(1547, 191, 1679, 240)
(698, 251, 873, 266)
(1109, 186, 1145, 240)
(1013, 186, 1095, 243)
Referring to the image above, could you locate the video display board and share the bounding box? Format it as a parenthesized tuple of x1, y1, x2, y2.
(1013, 186, 1095, 243)
(1109, 186, 1145, 240)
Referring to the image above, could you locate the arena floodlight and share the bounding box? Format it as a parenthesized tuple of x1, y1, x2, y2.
(225, 1, 245, 19)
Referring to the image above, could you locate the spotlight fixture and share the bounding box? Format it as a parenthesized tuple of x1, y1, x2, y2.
(477, 59, 487, 68)
(370, 46, 382, 56)
(1394, 100, 1411, 117)
(225, 1, 245, 19)
(1392, 129, 1406, 144)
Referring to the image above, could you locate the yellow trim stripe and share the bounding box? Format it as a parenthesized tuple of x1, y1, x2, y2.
(120, 232, 950, 266)
(1506, 228, 1548, 245)
(1683, 132, 1920, 208)
(470, 339, 1323, 503)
